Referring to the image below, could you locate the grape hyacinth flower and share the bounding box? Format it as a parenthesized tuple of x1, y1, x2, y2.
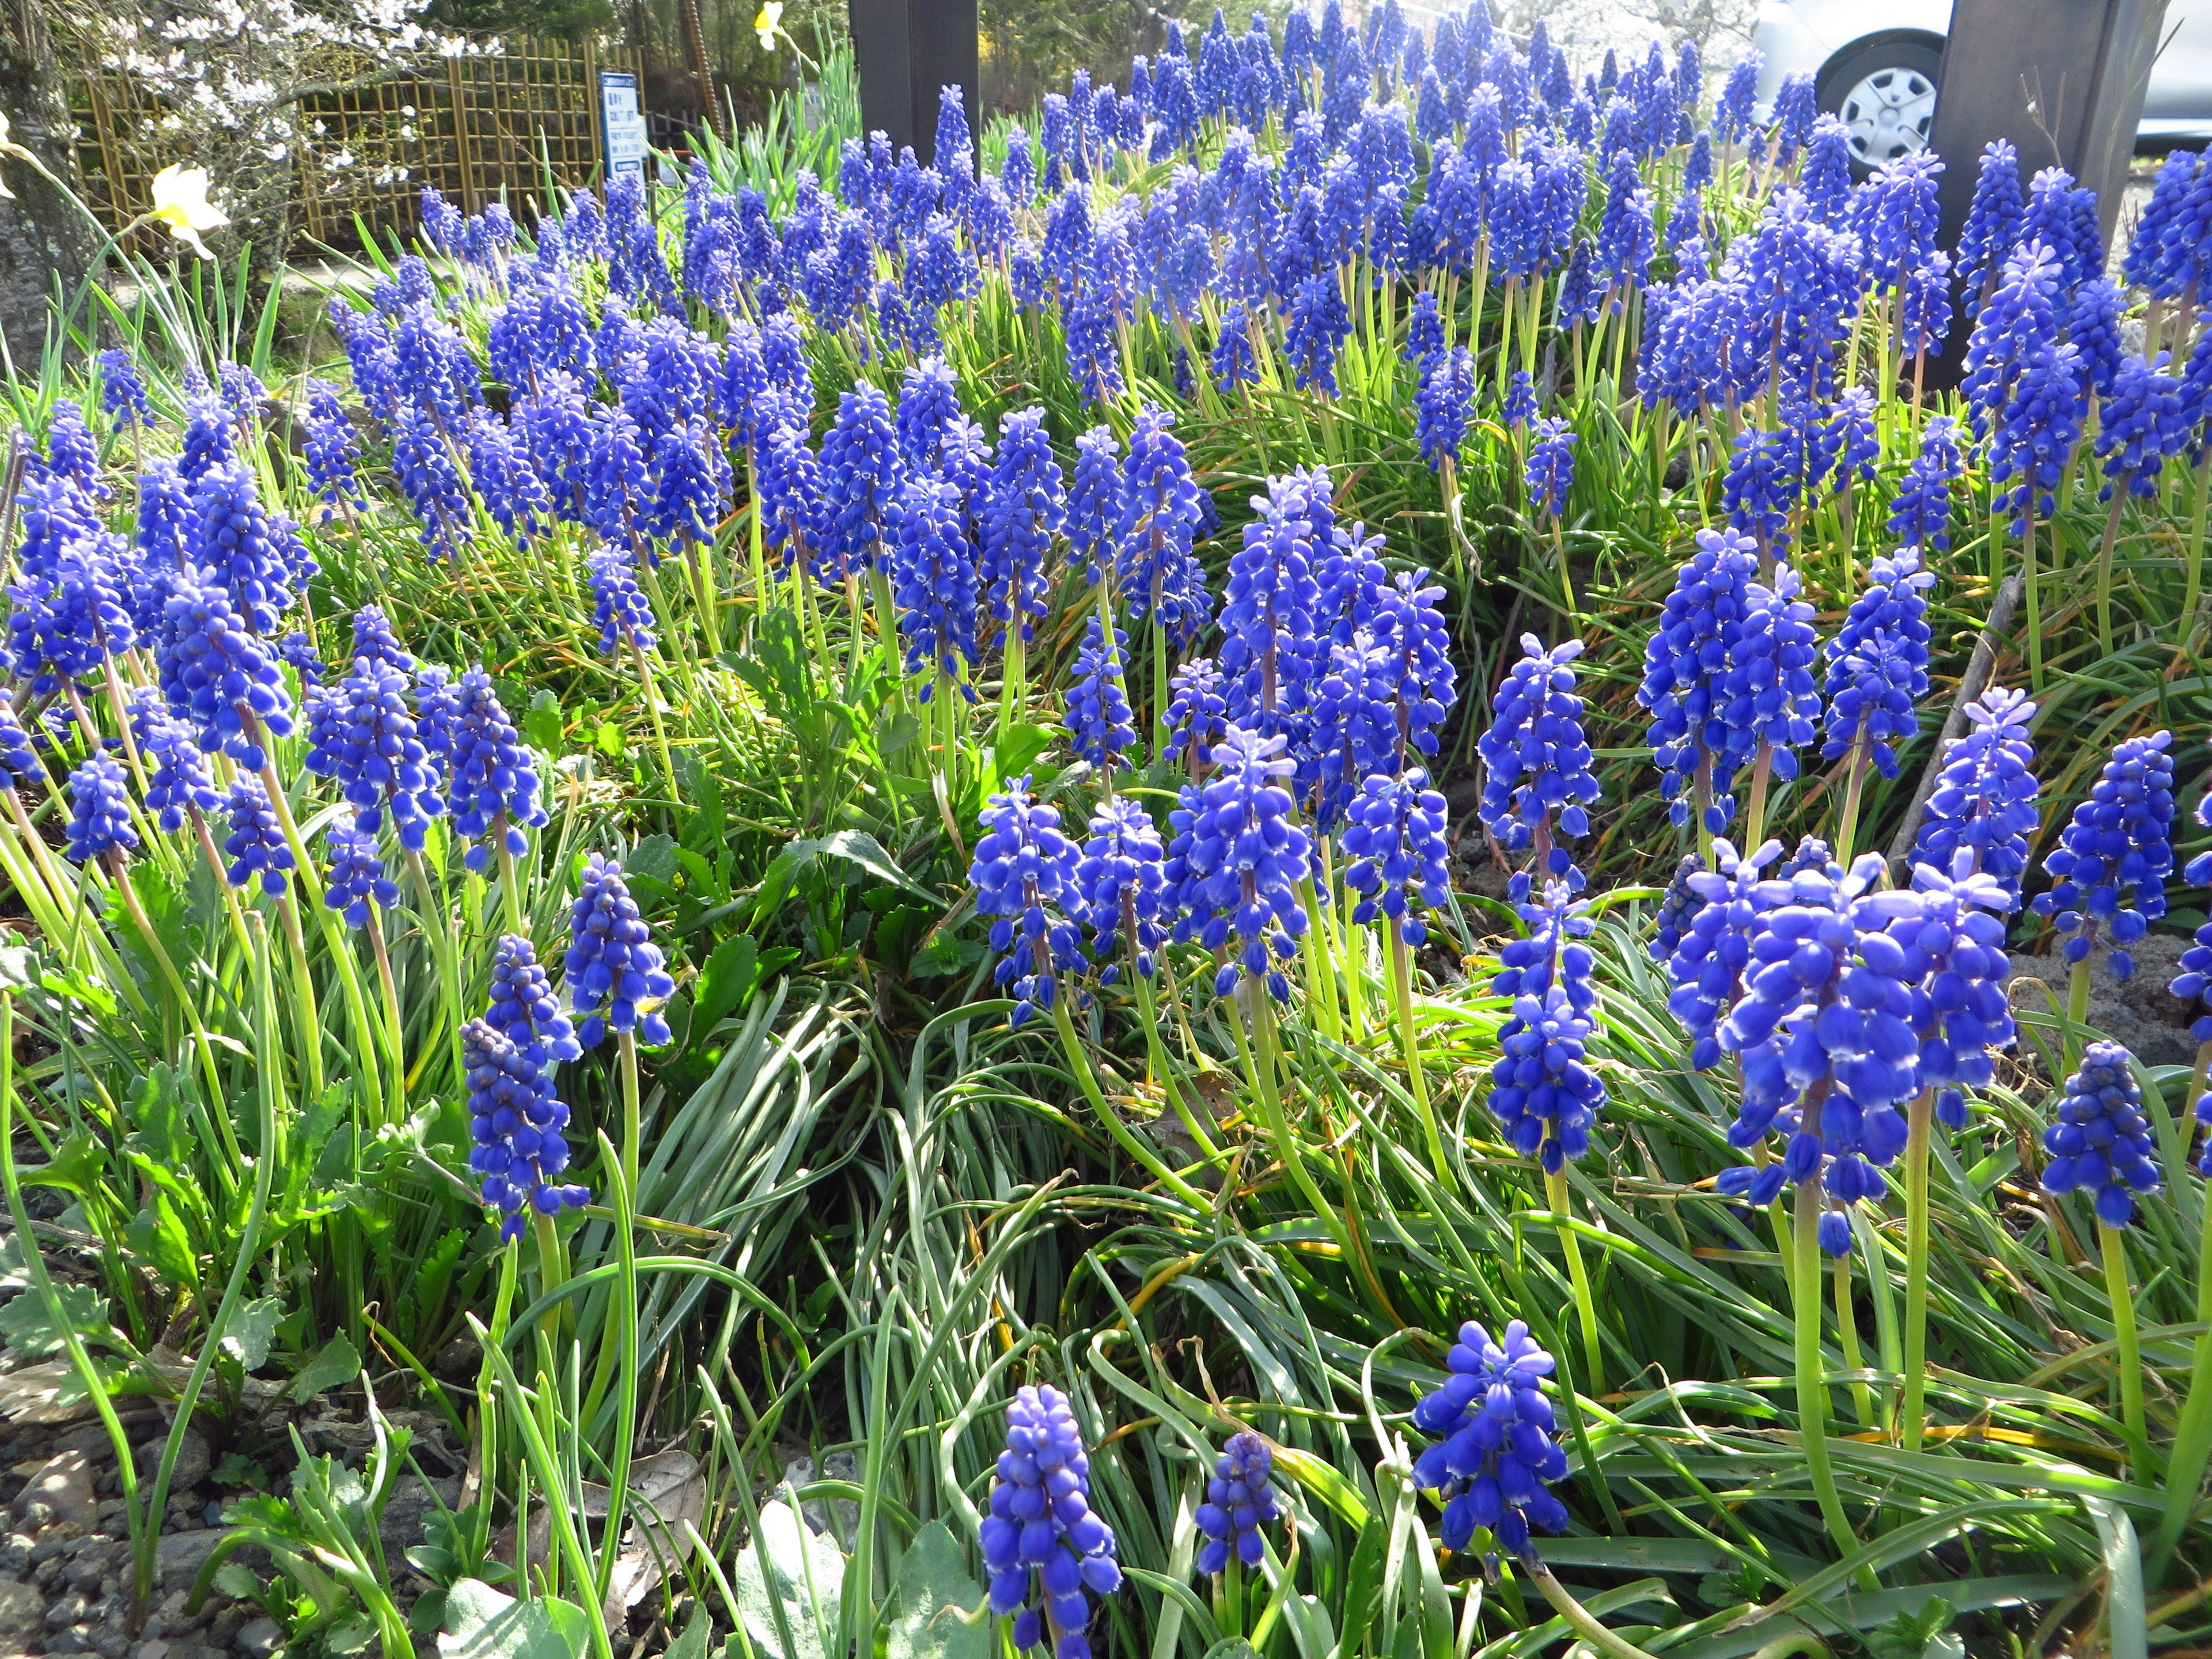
(463, 1016, 590, 1242)
(1478, 636, 1599, 902)
(1410, 1320, 1569, 1559)
(446, 669, 547, 873)
(1888, 416, 1964, 551)
(2043, 1041, 2161, 1226)
(1163, 658, 1230, 775)
(565, 851, 676, 1048)
(98, 349, 151, 429)
(1342, 768, 1451, 947)
(1076, 796, 1165, 981)
(971, 777, 1087, 1028)
(892, 478, 983, 700)
(588, 545, 657, 657)
(1415, 347, 1476, 471)
(2031, 730, 2175, 980)
(1172, 726, 1312, 1002)
(63, 751, 138, 865)
(1912, 688, 2041, 908)
(1487, 882, 1606, 1175)
(156, 577, 296, 772)
(1637, 528, 1759, 834)
(304, 658, 445, 853)
(1525, 417, 1576, 525)
(218, 775, 295, 896)
(1065, 615, 1137, 771)
(485, 933, 584, 1064)
(980, 1384, 1121, 1659)
(325, 825, 400, 929)
(1195, 1431, 1279, 1574)
(139, 699, 222, 832)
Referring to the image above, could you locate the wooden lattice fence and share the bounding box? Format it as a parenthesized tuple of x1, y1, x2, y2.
(60, 31, 641, 251)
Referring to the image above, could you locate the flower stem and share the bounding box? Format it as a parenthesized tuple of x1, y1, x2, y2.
(1834, 1248, 1872, 1426)
(1900, 1089, 1936, 1451)
(2100, 1219, 2150, 1474)
(2153, 1043, 2212, 1569)
(1389, 930, 1446, 1181)
(618, 1028, 643, 1210)
(1547, 1167, 1603, 1395)
(1049, 995, 1207, 1209)
(1793, 1176, 1873, 1585)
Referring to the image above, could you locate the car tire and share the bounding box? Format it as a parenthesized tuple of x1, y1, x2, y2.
(1815, 33, 1945, 172)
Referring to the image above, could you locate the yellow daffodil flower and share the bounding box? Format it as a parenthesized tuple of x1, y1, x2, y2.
(755, 2, 785, 52)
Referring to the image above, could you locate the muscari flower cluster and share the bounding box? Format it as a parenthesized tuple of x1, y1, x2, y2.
(982, 1384, 1122, 1659)
(1411, 1319, 1569, 1560)
(1195, 1431, 1280, 1574)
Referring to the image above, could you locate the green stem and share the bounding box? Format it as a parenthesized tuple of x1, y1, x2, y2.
(1297, 876, 1341, 1044)
(1793, 1177, 1873, 1585)
(1219, 1555, 1244, 1643)
(1390, 931, 1446, 1181)
(1525, 1562, 1665, 1659)
(1048, 996, 1206, 1209)
(1132, 969, 1217, 1161)
(1547, 1168, 1603, 1395)
(628, 636, 679, 794)
(1834, 1249, 1872, 1426)
(2066, 955, 2092, 1076)
(2101, 1219, 2151, 1474)
(1833, 737, 1870, 870)
(619, 1028, 643, 1213)
(132, 917, 285, 1628)
(1244, 991, 1343, 1245)
(1900, 1090, 1936, 1452)
(2153, 1044, 2212, 1567)
(0, 997, 145, 1621)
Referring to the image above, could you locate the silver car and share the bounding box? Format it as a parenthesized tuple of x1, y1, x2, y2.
(1751, 1, 2212, 168)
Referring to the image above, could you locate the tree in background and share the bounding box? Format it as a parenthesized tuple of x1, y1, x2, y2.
(0, 0, 95, 370)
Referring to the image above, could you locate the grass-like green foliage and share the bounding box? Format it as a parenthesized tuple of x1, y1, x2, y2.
(2, 39, 2211, 1659)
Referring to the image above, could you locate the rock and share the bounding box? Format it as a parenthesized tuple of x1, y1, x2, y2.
(2009, 933, 2199, 1070)
(232, 1619, 281, 1659)
(12, 1449, 99, 1531)
(46, 1590, 90, 1628)
(153, 1529, 225, 1584)
(374, 1476, 459, 1563)
(0, 1574, 42, 1643)
(138, 1643, 172, 1659)
(135, 1434, 209, 1493)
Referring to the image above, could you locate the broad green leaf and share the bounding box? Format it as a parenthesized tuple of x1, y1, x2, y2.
(991, 721, 1057, 790)
(736, 1499, 846, 1659)
(1865, 1598, 1957, 1659)
(522, 690, 565, 754)
(662, 1610, 716, 1659)
(0, 1231, 26, 1292)
(124, 1191, 199, 1292)
(885, 1521, 987, 1659)
(24, 1133, 107, 1198)
(220, 1296, 286, 1370)
(437, 1577, 591, 1659)
(752, 831, 930, 928)
(694, 933, 762, 1034)
(0, 1281, 116, 1357)
(626, 834, 681, 891)
(289, 1331, 362, 1402)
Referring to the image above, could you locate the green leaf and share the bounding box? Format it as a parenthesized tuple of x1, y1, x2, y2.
(694, 933, 762, 1034)
(662, 1608, 716, 1659)
(1865, 1598, 1957, 1659)
(438, 1578, 591, 1659)
(752, 831, 931, 929)
(522, 689, 565, 754)
(289, 1331, 362, 1402)
(219, 1296, 286, 1370)
(24, 1133, 107, 1198)
(124, 1191, 199, 1291)
(991, 721, 1057, 790)
(885, 1521, 987, 1659)
(0, 1231, 28, 1293)
(0, 1281, 116, 1357)
(736, 1499, 847, 1659)
(627, 834, 681, 892)
(909, 933, 982, 980)
(214, 1562, 265, 1602)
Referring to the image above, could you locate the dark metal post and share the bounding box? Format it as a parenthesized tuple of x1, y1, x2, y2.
(1922, 0, 2166, 385)
(849, 0, 975, 164)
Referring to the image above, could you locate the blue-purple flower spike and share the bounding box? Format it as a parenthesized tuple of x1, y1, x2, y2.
(980, 1384, 1122, 1659)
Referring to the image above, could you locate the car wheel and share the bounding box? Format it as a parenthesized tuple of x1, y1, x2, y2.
(1816, 35, 1945, 171)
